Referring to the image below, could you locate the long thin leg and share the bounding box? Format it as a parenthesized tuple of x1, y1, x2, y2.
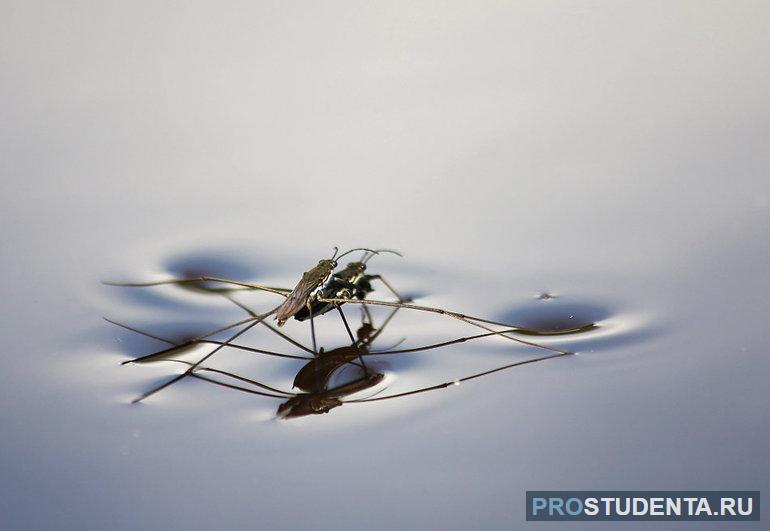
(368, 329, 522, 355)
(307, 302, 318, 356)
(260, 322, 315, 355)
(106, 317, 540, 363)
(104, 276, 291, 298)
(335, 304, 357, 344)
(130, 305, 280, 403)
(191, 373, 293, 399)
(316, 297, 572, 355)
(162, 359, 296, 396)
(108, 315, 259, 364)
(222, 294, 315, 354)
(335, 303, 368, 375)
(346, 351, 573, 403)
(104, 317, 312, 361)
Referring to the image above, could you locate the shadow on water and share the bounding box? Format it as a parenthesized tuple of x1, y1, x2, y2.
(162, 248, 283, 294)
(103, 319, 235, 356)
(104, 248, 284, 310)
(498, 298, 612, 336)
(103, 281, 202, 311)
(163, 249, 276, 288)
(493, 295, 659, 355)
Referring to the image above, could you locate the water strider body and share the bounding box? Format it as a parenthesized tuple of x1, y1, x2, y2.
(274, 258, 338, 326)
(293, 249, 404, 322)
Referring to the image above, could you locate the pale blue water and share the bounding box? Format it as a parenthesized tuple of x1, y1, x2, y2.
(1, 2, 769, 530)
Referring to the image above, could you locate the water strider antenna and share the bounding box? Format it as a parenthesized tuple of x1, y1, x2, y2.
(336, 247, 379, 261)
(363, 248, 403, 264)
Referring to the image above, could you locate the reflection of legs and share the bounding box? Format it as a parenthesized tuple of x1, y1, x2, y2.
(361, 304, 374, 326)
(368, 275, 405, 302)
(335, 303, 368, 375)
(363, 304, 402, 346)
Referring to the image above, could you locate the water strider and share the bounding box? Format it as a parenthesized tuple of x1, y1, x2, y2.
(292, 249, 406, 322)
(105, 248, 598, 403)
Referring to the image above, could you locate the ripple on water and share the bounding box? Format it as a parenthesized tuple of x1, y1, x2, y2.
(499, 297, 610, 336)
(494, 293, 648, 346)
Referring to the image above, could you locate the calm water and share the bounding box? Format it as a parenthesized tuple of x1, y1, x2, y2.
(2, 3, 769, 530)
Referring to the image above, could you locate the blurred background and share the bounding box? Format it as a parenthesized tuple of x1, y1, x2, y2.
(1, 2, 768, 529)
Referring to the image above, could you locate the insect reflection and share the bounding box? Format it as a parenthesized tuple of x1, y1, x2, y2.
(108, 304, 573, 419)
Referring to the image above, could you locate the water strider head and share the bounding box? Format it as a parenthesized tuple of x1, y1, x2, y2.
(311, 247, 382, 279)
(336, 248, 403, 280)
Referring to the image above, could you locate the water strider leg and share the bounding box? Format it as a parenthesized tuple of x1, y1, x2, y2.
(307, 301, 318, 356)
(103, 276, 291, 298)
(315, 297, 573, 356)
(130, 305, 280, 403)
(191, 373, 294, 399)
(164, 358, 295, 397)
(346, 351, 574, 403)
(104, 317, 312, 362)
(223, 294, 315, 354)
(368, 329, 522, 356)
(109, 315, 260, 364)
